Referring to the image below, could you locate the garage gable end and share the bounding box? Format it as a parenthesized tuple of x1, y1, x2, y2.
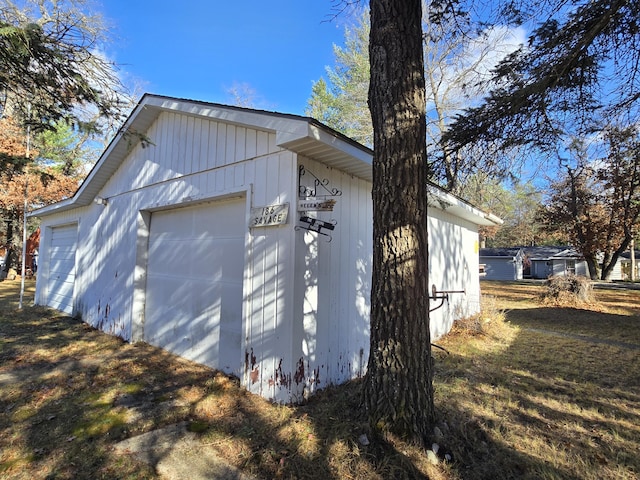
(95, 112, 277, 202)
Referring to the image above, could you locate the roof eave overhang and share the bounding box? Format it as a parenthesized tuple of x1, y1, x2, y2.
(30, 95, 373, 218)
(427, 185, 503, 227)
(29, 96, 160, 218)
(277, 122, 373, 182)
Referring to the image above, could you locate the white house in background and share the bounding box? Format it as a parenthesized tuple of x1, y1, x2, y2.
(30, 94, 502, 403)
(479, 247, 525, 281)
(616, 251, 640, 281)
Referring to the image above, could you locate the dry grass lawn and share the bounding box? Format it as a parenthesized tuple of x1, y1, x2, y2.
(0, 278, 638, 479)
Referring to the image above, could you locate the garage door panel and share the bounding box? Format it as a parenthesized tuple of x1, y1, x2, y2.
(191, 238, 245, 279)
(50, 230, 77, 245)
(145, 278, 239, 367)
(49, 263, 76, 278)
(150, 203, 245, 236)
(147, 242, 191, 275)
(144, 198, 245, 374)
(49, 245, 75, 256)
(148, 274, 243, 324)
(48, 289, 74, 312)
(48, 273, 76, 291)
(46, 224, 77, 315)
(49, 254, 76, 270)
(148, 245, 245, 282)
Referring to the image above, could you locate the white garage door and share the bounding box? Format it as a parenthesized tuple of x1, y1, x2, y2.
(47, 224, 78, 315)
(144, 198, 246, 374)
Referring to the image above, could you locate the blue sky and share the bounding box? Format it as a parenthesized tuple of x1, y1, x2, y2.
(100, 1, 358, 115)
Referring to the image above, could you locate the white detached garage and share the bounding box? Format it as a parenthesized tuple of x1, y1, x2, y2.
(31, 94, 501, 403)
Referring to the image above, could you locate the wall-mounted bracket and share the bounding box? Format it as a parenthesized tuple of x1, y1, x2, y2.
(298, 165, 342, 199)
(295, 216, 337, 242)
(429, 284, 466, 312)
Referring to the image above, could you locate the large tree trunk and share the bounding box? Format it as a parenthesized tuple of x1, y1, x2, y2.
(2, 215, 17, 272)
(584, 255, 600, 280)
(363, 0, 434, 446)
(601, 237, 632, 280)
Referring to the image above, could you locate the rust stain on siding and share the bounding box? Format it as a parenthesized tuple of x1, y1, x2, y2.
(274, 359, 292, 388)
(293, 357, 305, 385)
(245, 348, 259, 384)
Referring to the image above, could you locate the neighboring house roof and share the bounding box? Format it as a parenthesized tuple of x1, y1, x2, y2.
(524, 246, 583, 260)
(480, 246, 585, 260)
(618, 250, 640, 260)
(30, 94, 502, 227)
(479, 247, 523, 258)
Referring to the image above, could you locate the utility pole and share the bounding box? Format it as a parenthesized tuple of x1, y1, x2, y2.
(631, 238, 636, 282)
(18, 105, 31, 310)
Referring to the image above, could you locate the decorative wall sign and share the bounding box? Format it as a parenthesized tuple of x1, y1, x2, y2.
(296, 165, 340, 240)
(297, 198, 337, 212)
(250, 203, 289, 228)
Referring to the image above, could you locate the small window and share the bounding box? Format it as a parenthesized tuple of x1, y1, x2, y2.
(566, 259, 576, 275)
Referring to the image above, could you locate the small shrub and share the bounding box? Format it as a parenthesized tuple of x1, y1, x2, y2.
(449, 312, 484, 335)
(542, 274, 593, 305)
(449, 295, 506, 337)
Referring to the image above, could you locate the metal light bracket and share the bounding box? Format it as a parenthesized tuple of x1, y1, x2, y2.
(429, 284, 466, 312)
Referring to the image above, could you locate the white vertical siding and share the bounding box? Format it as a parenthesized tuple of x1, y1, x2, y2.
(243, 151, 297, 402)
(290, 159, 482, 395)
(100, 112, 273, 200)
(38, 114, 300, 403)
(292, 158, 372, 399)
(428, 207, 481, 340)
(37, 112, 289, 356)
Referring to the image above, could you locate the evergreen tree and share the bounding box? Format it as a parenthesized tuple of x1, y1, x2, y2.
(0, 0, 131, 172)
(461, 175, 546, 247)
(445, 0, 640, 159)
(306, 11, 372, 146)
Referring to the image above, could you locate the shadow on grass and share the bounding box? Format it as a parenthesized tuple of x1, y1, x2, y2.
(1, 295, 427, 479)
(0, 277, 36, 306)
(2, 281, 639, 479)
(507, 305, 640, 341)
(434, 308, 640, 480)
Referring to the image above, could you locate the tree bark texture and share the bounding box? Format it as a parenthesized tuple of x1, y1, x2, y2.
(364, 0, 435, 445)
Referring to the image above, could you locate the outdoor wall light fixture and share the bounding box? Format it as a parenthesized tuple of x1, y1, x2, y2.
(94, 196, 108, 206)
